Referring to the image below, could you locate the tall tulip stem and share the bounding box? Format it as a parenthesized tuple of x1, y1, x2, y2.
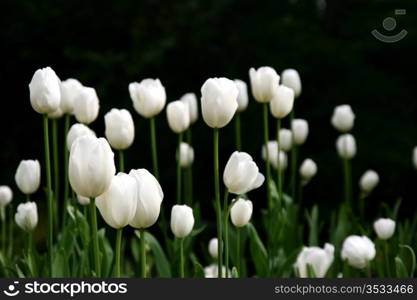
(276, 118, 283, 207)
(118, 150, 125, 172)
(213, 128, 223, 277)
(149, 117, 159, 179)
(115, 228, 122, 277)
(179, 237, 185, 278)
(234, 112, 242, 151)
(7, 204, 14, 258)
(63, 114, 70, 227)
(290, 146, 298, 202)
(185, 129, 193, 205)
(236, 227, 241, 277)
(262, 104, 272, 210)
(384, 241, 391, 277)
(176, 132, 183, 204)
(1, 207, 5, 255)
(43, 115, 53, 276)
(342, 158, 352, 205)
(139, 228, 147, 278)
(52, 119, 59, 218)
(89, 198, 100, 277)
(223, 191, 231, 278)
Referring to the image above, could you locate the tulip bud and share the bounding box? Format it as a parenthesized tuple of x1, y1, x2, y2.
(15, 160, 41, 195)
(359, 170, 379, 194)
(262, 141, 288, 170)
(69, 135, 115, 198)
(373, 218, 395, 240)
(230, 198, 253, 227)
(166, 100, 190, 133)
(331, 105, 355, 132)
(0, 186, 13, 208)
(29, 67, 61, 114)
(208, 238, 218, 258)
(200, 77, 238, 128)
(292, 119, 309, 145)
(170, 205, 195, 238)
(249, 66, 280, 103)
(77, 194, 90, 206)
(96, 173, 138, 229)
(66, 123, 96, 151)
(294, 243, 334, 278)
(223, 151, 265, 195)
(299, 158, 317, 183)
(341, 235, 376, 269)
(15, 202, 38, 232)
(129, 79, 166, 118)
(60, 78, 83, 114)
(180, 93, 198, 124)
(48, 106, 64, 119)
(129, 169, 164, 229)
(279, 129, 293, 152)
(270, 85, 294, 119)
(177, 142, 194, 168)
(336, 134, 356, 159)
(104, 108, 135, 150)
(73, 86, 99, 124)
(234, 79, 249, 112)
(412, 147, 417, 169)
(281, 69, 302, 98)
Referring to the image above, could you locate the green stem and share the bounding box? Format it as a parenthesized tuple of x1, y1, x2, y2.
(177, 132, 183, 204)
(89, 198, 100, 277)
(1, 207, 5, 255)
(384, 241, 390, 277)
(115, 228, 122, 277)
(140, 228, 147, 278)
(359, 193, 366, 222)
(290, 146, 298, 202)
(342, 158, 352, 205)
(7, 204, 14, 259)
(223, 190, 230, 277)
(213, 128, 223, 277)
(63, 114, 70, 227)
(185, 129, 193, 205)
(276, 118, 282, 208)
(150, 117, 159, 179)
(263, 104, 272, 210)
(234, 112, 242, 151)
(27, 232, 34, 277)
(179, 238, 185, 278)
(43, 115, 53, 276)
(52, 119, 59, 226)
(298, 181, 304, 205)
(236, 227, 241, 277)
(119, 150, 125, 172)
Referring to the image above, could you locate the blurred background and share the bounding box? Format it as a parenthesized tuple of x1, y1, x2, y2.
(0, 0, 416, 244)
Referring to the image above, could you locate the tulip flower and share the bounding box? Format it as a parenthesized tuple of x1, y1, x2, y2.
(180, 93, 198, 124)
(0, 186, 12, 208)
(47, 107, 64, 119)
(262, 141, 288, 171)
(413, 147, 417, 169)
(66, 123, 96, 151)
(270, 85, 294, 119)
(341, 235, 376, 270)
(279, 129, 293, 152)
(294, 243, 334, 278)
(336, 134, 356, 205)
(233, 79, 249, 150)
(292, 119, 309, 146)
(374, 218, 395, 240)
(208, 238, 218, 259)
(15, 160, 41, 197)
(77, 194, 90, 206)
(359, 170, 379, 195)
(15, 202, 38, 232)
(204, 264, 229, 278)
(281, 69, 302, 98)
(299, 158, 317, 185)
(178, 142, 194, 168)
(73, 86, 100, 125)
(60, 78, 83, 114)
(331, 105, 355, 132)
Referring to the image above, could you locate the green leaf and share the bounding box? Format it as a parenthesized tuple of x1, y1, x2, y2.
(395, 257, 408, 278)
(231, 267, 239, 278)
(399, 244, 416, 277)
(306, 205, 319, 246)
(247, 223, 268, 277)
(193, 262, 205, 278)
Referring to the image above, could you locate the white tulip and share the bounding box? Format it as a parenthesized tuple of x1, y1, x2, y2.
(129, 79, 166, 118)
(96, 172, 137, 229)
(279, 129, 293, 152)
(104, 108, 135, 150)
(47, 106, 64, 119)
(336, 134, 356, 159)
(204, 264, 228, 278)
(208, 238, 218, 258)
(223, 151, 265, 195)
(166, 100, 190, 133)
(341, 235, 376, 269)
(180, 93, 198, 124)
(170, 205, 195, 238)
(129, 169, 164, 229)
(294, 243, 334, 278)
(177, 142, 194, 168)
(230, 198, 253, 227)
(234, 79, 249, 112)
(73, 86, 99, 124)
(412, 147, 417, 169)
(69, 135, 115, 198)
(200, 77, 238, 128)
(359, 170, 379, 194)
(249, 66, 280, 103)
(331, 105, 355, 132)
(270, 85, 294, 119)
(29, 67, 61, 114)
(292, 119, 309, 145)
(0, 186, 13, 208)
(77, 194, 90, 206)
(299, 158, 317, 182)
(15, 202, 38, 232)
(262, 141, 287, 170)
(60, 78, 83, 114)
(281, 69, 302, 98)
(373, 218, 395, 240)
(15, 160, 41, 195)
(66, 123, 96, 151)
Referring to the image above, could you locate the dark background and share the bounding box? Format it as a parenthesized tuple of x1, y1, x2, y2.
(1, 0, 417, 239)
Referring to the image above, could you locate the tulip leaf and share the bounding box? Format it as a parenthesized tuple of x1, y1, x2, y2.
(398, 244, 416, 277)
(193, 262, 205, 278)
(306, 205, 319, 246)
(395, 257, 408, 278)
(247, 223, 268, 277)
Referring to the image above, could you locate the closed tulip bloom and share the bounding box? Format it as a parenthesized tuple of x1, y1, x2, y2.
(341, 235, 376, 269)
(69, 135, 115, 198)
(200, 77, 238, 128)
(331, 105, 355, 132)
(373, 218, 395, 240)
(129, 169, 164, 229)
(177, 142, 194, 168)
(66, 123, 96, 151)
(249, 66, 280, 103)
(129, 79, 166, 118)
(262, 141, 288, 170)
(281, 69, 302, 98)
(15, 160, 41, 195)
(223, 151, 265, 195)
(166, 100, 190, 133)
(77, 194, 90, 206)
(279, 129, 293, 152)
(96, 173, 137, 229)
(170, 205, 195, 238)
(73, 86, 100, 124)
(47, 106, 64, 119)
(29, 67, 61, 114)
(208, 238, 218, 258)
(104, 108, 135, 150)
(299, 158, 317, 182)
(336, 134, 356, 159)
(60, 78, 83, 114)
(295, 243, 334, 278)
(180, 93, 198, 124)
(292, 119, 309, 145)
(15, 202, 38, 232)
(412, 147, 417, 169)
(359, 170, 379, 194)
(0, 186, 13, 208)
(234, 79, 249, 112)
(270, 85, 294, 119)
(230, 198, 253, 227)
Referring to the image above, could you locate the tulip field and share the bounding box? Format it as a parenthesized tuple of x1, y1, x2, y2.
(0, 66, 416, 279)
